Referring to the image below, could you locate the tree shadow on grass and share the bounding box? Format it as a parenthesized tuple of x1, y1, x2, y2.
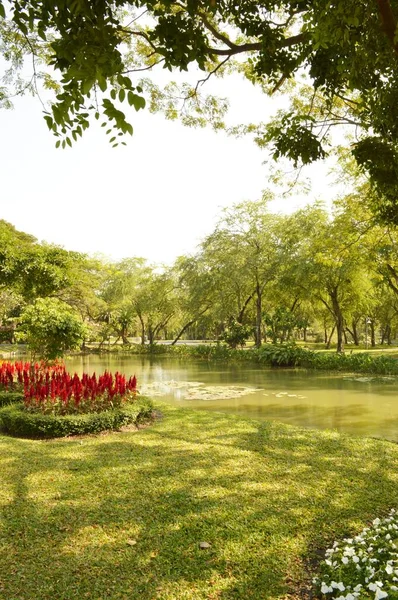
(0, 406, 397, 599)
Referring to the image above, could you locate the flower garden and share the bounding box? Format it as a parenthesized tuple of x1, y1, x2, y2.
(0, 361, 153, 438)
(315, 510, 398, 599)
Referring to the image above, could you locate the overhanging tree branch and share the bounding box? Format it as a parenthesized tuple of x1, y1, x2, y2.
(206, 32, 308, 57)
(376, 0, 398, 54)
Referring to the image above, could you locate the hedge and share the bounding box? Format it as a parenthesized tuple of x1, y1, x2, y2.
(0, 396, 154, 439)
(0, 390, 24, 407)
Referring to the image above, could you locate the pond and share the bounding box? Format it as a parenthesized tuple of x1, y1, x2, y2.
(65, 354, 398, 442)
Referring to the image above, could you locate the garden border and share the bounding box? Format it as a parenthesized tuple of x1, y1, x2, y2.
(0, 396, 153, 438)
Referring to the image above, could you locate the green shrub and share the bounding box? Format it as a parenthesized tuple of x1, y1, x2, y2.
(0, 396, 153, 439)
(251, 343, 310, 367)
(0, 390, 24, 407)
(222, 320, 253, 348)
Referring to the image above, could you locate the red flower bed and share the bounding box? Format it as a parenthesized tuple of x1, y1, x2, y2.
(0, 361, 138, 415)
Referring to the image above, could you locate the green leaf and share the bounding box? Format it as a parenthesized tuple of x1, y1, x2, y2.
(97, 74, 107, 92)
(0, 2, 5, 18)
(119, 89, 126, 103)
(55, 140, 61, 149)
(52, 106, 63, 125)
(82, 79, 94, 95)
(44, 115, 54, 130)
(110, 89, 116, 100)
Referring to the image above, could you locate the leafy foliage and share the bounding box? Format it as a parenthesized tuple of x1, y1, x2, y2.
(17, 297, 87, 360)
(2, 2, 398, 219)
(0, 390, 23, 407)
(222, 319, 252, 348)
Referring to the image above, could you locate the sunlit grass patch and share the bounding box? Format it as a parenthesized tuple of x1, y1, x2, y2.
(0, 402, 397, 599)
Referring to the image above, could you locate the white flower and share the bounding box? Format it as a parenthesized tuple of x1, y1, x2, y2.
(373, 518, 381, 526)
(331, 581, 345, 591)
(375, 589, 388, 600)
(321, 582, 333, 594)
(345, 594, 356, 600)
(368, 583, 378, 591)
(341, 556, 349, 564)
(353, 584, 362, 592)
(352, 556, 360, 563)
(386, 564, 394, 575)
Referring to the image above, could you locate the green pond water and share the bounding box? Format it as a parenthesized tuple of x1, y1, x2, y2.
(65, 355, 398, 442)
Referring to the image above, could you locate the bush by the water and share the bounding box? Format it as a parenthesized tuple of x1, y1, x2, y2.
(158, 343, 398, 374)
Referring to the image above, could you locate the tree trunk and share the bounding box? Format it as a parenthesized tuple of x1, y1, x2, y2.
(346, 322, 359, 345)
(137, 314, 146, 345)
(330, 289, 344, 353)
(171, 307, 209, 345)
(370, 322, 376, 347)
(326, 325, 336, 349)
(121, 326, 129, 345)
(352, 320, 359, 345)
(237, 292, 254, 324)
(147, 324, 155, 345)
(303, 327, 307, 342)
(255, 283, 262, 348)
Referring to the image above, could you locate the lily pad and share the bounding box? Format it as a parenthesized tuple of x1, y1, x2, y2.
(140, 381, 263, 401)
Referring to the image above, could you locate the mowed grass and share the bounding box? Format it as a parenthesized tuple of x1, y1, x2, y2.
(0, 403, 397, 600)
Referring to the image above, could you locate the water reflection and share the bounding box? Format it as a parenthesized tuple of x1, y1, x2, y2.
(65, 355, 398, 441)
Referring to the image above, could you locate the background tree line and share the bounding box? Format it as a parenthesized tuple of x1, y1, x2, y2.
(3, 189, 398, 355)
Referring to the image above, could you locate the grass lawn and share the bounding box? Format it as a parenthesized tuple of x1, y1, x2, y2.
(0, 403, 397, 600)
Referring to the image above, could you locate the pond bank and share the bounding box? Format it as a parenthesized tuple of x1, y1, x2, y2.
(78, 342, 398, 376)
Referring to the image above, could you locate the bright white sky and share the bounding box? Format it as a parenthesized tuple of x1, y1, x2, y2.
(0, 72, 343, 265)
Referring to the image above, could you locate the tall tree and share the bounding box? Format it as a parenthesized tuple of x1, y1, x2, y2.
(202, 199, 285, 347)
(293, 201, 373, 352)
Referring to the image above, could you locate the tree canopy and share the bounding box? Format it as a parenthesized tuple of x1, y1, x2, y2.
(2, 1, 398, 221)
(3, 194, 398, 353)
